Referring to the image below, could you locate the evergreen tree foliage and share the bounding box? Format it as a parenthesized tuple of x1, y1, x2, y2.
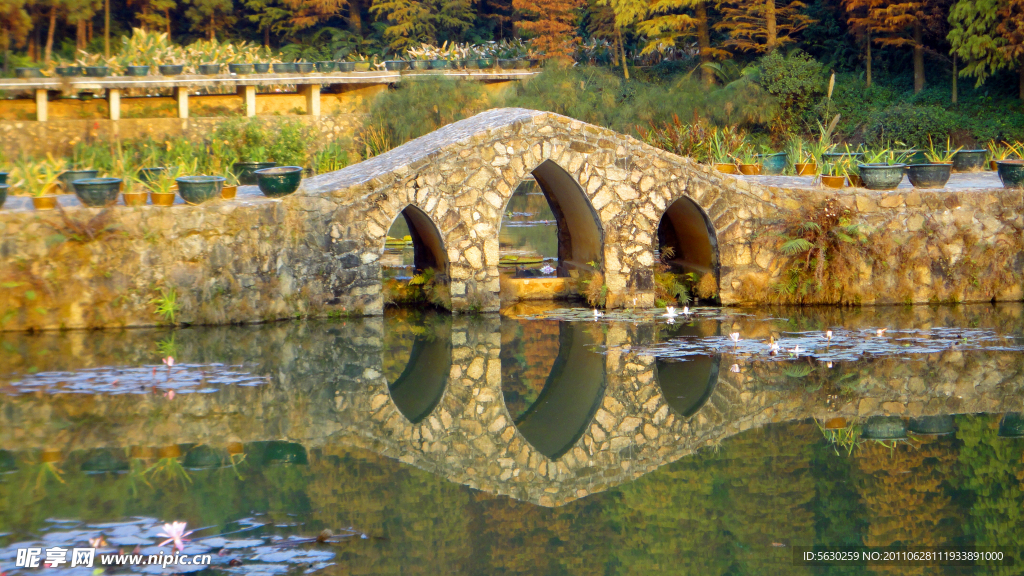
(183, 0, 235, 39)
(714, 0, 816, 53)
(370, 0, 436, 50)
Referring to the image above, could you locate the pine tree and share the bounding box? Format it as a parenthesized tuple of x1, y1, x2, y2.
(637, 0, 729, 83)
(871, 0, 949, 93)
(243, 0, 290, 45)
(513, 0, 584, 60)
(370, 0, 436, 51)
(280, 0, 347, 33)
(842, 0, 885, 87)
(949, 0, 1024, 100)
(0, 0, 32, 73)
(594, 0, 645, 77)
(714, 0, 815, 53)
(184, 0, 235, 40)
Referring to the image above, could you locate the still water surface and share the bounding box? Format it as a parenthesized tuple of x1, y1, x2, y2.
(1, 304, 1024, 574)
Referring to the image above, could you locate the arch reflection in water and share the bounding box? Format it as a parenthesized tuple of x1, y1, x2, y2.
(500, 319, 606, 460)
(383, 310, 453, 424)
(655, 321, 721, 418)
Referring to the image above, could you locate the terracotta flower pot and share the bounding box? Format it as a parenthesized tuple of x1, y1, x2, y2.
(821, 175, 846, 189)
(150, 192, 176, 207)
(823, 417, 848, 430)
(159, 445, 182, 459)
(226, 442, 245, 456)
(738, 163, 761, 175)
(714, 163, 738, 174)
(795, 162, 818, 176)
(221, 185, 237, 199)
(130, 446, 158, 460)
(40, 448, 63, 463)
(847, 174, 863, 187)
(990, 160, 999, 171)
(32, 196, 58, 210)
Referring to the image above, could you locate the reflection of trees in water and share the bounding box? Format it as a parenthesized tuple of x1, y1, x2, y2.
(499, 182, 558, 260)
(499, 319, 560, 421)
(856, 435, 960, 576)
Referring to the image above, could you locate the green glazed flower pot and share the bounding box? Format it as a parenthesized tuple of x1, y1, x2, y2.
(176, 176, 225, 204)
(272, 63, 296, 73)
(59, 169, 99, 192)
(80, 449, 130, 473)
(908, 415, 956, 436)
(55, 66, 81, 77)
(996, 160, 1024, 189)
(0, 449, 16, 472)
(409, 60, 430, 71)
(138, 167, 166, 182)
(463, 59, 479, 70)
(158, 64, 184, 75)
(233, 161, 277, 185)
(515, 59, 530, 69)
(755, 152, 788, 175)
(0, 184, 7, 210)
(862, 415, 907, 440)
(253, 63, 271, 73)
(999, 412, 1024, 437)
(315, 61, 335, 72)
(336, 61, 355, 72)
(263, 441, 308, 465)
(384, 60, 408, 71)
(72, 177, 122, 207)
(125, 65, 150, 76)
(255, 166, 303, 198)
(952, 149, 987, 172)
(15, 67, 43, 78)
(857, 164, 906, 190)
(184, 445, 226, 469)
(821, 152, 864, 165)
(477, 58, 495, 69)
(197, 63, 222, 74)
(429, 60, 451, 70)
(497, 59, 516, 69)
(229, 63, 255, 75)
(906, 163, 951, 189)
(0, 171, 8, 184)
(295, 62, 315, 73)
(85, 66, 110, 77)
(895, 149, 927, 165)
(353, 62, 371, 72)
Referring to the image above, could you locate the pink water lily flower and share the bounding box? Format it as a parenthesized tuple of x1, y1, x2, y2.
(163, 356, 175, 368)
(157, 521, 194, 552)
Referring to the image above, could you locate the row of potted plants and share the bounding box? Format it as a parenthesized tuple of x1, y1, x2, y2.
(824, 412, 1024, 441)
(0, 159, 303, 211)
(714, 139, 1024, 190)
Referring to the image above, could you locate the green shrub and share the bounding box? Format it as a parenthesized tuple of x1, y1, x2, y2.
(865, 104, 958, 148)
(503, 65, 622, 129)
(365, 76, 491, 152)
(757, 49, 826, 129)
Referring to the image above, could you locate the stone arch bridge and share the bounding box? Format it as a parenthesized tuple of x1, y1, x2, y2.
(1, 108, 1021, 331)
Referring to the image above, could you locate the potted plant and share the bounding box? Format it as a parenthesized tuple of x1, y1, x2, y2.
(121, 173, 147, 206)
(953, 148, 988, 172)
(735, 147, 761, 175)
(72, 177, 122, 207)
(148, 169, 178, 207)
(315, 60, 336, 72)
(198, 62, 222, 74)
(820, 160, 847, 189)
(988, 140, 1020, 171)
(908, 415, 956, 436)
(59, 146, 99, 193)
(254, 165, 303, 197)
(0, 182, 7, 210)
(119, 51, 151, 76)
(754, 148, 787, 175)
(15, 67, 44, 78)
(54, 57, 82, 77)
(176, 170, 226, 205)
(861, 415, 907, 440)
(295, 61, 315, 73)
(14, 156, 63, 210)
(272, 61, 297, 73)
(998, 412, 1024, 438)
(229, 62, 255, 75)
(222, 171, 240, 199)
(233, 145, 277, 185)
(996, 159, 1024, 189)
(790, 139, 814, 176)
(405, 45, 432, 70)
(821, 143, 865, 166)
(384, 58, 408, 71)
(711, 132, 738, 174)
(906, 141, 954, 189)
(857, 148, 907, 190)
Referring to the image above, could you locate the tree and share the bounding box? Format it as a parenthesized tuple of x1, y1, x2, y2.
(871, 0, 949, 93)
(280, 0, 347, 33)
(949, 0, 1024, 100)
(370, 0, 436, 51)
(131, 0, 177, 36)
(0, 0, 32, 73)
(637, 0, 729, 84)
(513, 0, 584, 60)
(594, 0, 645, 78)
(184, 0, 236, 39)
(842, 0, 884, 87)
(714, 0, 815, 53)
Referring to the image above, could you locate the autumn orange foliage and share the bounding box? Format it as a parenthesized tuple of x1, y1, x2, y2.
(514, 0, 585, 60)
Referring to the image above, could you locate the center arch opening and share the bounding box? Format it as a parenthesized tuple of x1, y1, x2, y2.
(382, 204, 450, 309)
(498, 160, 604, 303)
(656, 196, 721, 305)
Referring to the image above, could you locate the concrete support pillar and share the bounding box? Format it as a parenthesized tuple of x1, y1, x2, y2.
(35, 89, 48, 122)
(238, 85, 256, 117)
(299, 84, 320, 116)
(174, 87, 189, 119)
(108, 88, 120, 120)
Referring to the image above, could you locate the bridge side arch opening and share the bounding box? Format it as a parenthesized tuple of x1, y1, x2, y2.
(498, 160, 604, 301)
(382, 205, 451, 308)
(657, 196, 720, 303)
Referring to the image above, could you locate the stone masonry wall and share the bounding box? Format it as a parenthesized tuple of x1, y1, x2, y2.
(0, 107, 1021, 331)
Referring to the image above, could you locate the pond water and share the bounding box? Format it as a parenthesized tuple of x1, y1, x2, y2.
(2, 303, 1024, 574)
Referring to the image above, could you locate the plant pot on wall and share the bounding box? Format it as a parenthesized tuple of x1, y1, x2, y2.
(353, 62, 371, 72)
(821, 175, 846, 189)
(714, 163, 738, 174)
(138, 167, 166, 182)
(336, 62, 355, 72)
(998, 412, 1024, 438)
(229, 63, 255, 75)
(315, 61, 335, 72)
(15, 67, 43, 78)
(295, 62, 315, 73)
(409, 60, 430, 71)
(254, 166, 303, 197)
(996, 160, 1024, 189)
(906, 164, 952, 189)
(151, 191, 176, 206)
(32, 196, 59, 210)
(0, 184, 7, 209)
(176, 176, 225, 204)
(157, 64, 184, 75)
(738, 163, 761, 175)
(72, 177, 122, 207)
(862, 415, 907, 440)
(857, 164, 906, 190)
(755, 152, 787, 175)
(123, 190, 147, 206)
(794, 162, 818, 176)
(384, 60, 408, 71)
(125, 65, 150, 76)
(221, 185, 237, 199)
(952, 149, 987, 172)
(197, 63, 222, 74)
(908, 415, 956, 435)
(85, 66, 110, 77)
(272, 63, 296, 73)
(59, 169, 99, 193)
(233, 162, 277, 185)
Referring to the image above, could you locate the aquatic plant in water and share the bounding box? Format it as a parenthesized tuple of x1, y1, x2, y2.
(158, 521, 194, 552)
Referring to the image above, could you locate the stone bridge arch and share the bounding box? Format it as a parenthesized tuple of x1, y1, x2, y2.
(302, 107, 771, 313)
(523, 159, 605, 275)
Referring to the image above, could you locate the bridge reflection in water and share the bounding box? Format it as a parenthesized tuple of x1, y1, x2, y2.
(0, 305, 1023, 509)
